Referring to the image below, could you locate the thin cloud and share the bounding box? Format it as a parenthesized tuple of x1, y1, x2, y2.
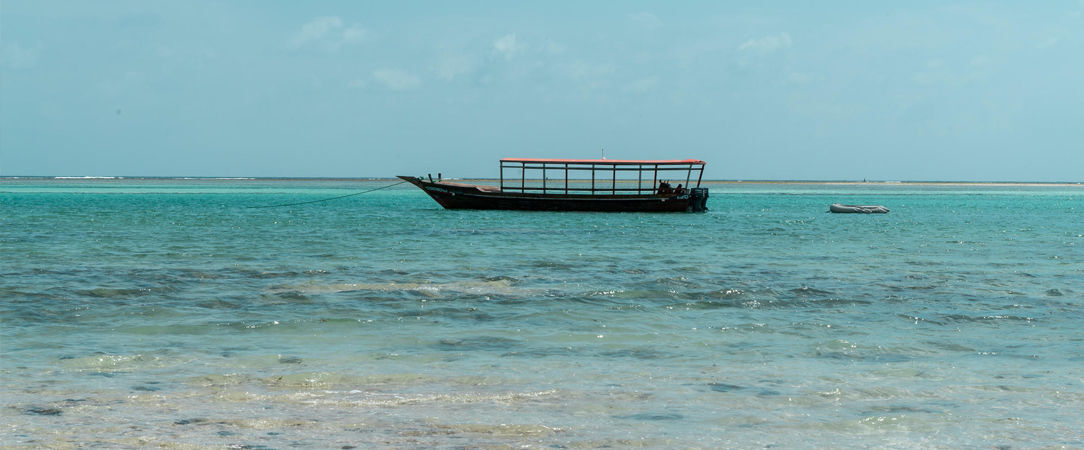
(738, 33, 792, 52)
(1035, 36, 1059, 49)
(623, 76, 659, 93)
(432, 52, 476, 81)
(561, 61, 615, 80)
(288, 16, 367, 51)
(0, 41, 38, 69)
(542, 40, 565, 55)
(494, 34, 525, 59)
(341, 26, 367, 44)
(558, 61, 616, 91)
(629, 12, 662, 30)
(786, 72, 818, 85)
(372, 68, 421, 90)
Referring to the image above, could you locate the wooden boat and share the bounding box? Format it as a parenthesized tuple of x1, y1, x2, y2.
(399, 158, 708, 212)
(829, 203, 890, 214)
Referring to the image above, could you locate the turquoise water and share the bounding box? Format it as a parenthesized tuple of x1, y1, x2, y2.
(1, 178, 1081, 447)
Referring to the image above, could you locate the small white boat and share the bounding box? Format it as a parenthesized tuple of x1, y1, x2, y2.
(829, 203, 889, 214)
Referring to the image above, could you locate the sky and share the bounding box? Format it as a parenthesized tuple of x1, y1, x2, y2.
(1, 1, 1082, 181)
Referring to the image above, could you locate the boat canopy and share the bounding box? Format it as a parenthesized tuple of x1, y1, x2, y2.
(501, 158, 705, 165)
(498, 158, 705, 195)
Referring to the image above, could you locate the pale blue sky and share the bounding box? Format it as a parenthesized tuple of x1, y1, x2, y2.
(2, 1, 1082, 181)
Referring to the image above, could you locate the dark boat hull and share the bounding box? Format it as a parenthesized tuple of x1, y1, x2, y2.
(399, 176, 706, 212)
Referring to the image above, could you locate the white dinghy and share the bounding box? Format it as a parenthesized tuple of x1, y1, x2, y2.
(829, 203, 890, 214)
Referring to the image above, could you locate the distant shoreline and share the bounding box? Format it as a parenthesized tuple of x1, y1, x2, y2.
(1, 176, 1081, 187)
(704, 180, 1084, 187)
(452, 179, 1084, 187)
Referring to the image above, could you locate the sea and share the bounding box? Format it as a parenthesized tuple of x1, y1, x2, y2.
(1, 177, 1081, 448)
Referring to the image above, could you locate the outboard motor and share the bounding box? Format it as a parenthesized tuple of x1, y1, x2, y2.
(688, 188, 709, 212)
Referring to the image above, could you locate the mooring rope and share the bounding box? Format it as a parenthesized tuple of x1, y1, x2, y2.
(248, 180, 409, 209)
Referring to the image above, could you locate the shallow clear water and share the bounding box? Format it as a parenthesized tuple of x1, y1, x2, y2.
(1, 179, 1081, 447)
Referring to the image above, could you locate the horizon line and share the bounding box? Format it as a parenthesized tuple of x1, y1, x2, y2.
(1, 175, 1082, 185)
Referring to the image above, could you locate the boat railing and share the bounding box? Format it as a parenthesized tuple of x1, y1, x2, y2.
(498, 159, 705, 196)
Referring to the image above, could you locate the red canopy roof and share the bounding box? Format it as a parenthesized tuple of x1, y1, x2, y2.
(501, 158, 705, 165)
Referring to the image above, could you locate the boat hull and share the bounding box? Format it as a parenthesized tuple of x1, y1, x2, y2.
(399, 176, 706, 212)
